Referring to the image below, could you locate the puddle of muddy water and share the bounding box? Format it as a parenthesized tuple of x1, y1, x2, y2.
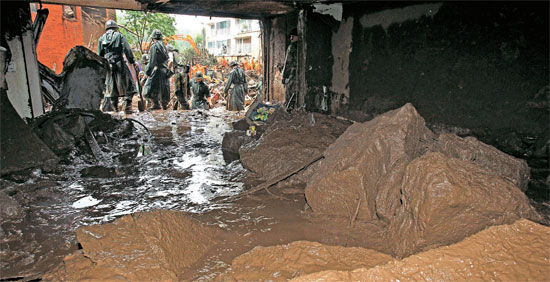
(0, 108, 246, 279)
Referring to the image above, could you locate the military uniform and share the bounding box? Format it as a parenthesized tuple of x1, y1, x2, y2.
(190, 77, 210, 110)
(224, 63, 247, 111)
(174, 66, 190, 110)
(98, 27, 136, 112)
(282, 41, 297, 110)
(143, 39, 170, 109)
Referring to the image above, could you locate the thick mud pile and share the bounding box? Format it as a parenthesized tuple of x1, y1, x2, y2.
(44, 210, 222, 281)
(291, 219, 550, 281)
(239, 111, 351, 181)
(218, 241, 393, 281)
(305, 103, 540, 257)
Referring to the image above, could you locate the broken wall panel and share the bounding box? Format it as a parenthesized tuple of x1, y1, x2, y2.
(2, 2, 44, 119)
(265, 12, 298, 103)
(57, 46, 109, 110)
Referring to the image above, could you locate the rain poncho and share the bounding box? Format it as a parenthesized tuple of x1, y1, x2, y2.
(224, 66, 247, 111)
(143, 40, 170, 108)
(190, 78, 210, 110)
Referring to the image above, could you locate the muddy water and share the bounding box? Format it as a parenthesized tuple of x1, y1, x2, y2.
(1, 108, 245, 279)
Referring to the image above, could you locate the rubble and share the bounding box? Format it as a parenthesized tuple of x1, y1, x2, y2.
(304, 103, 540, 257)
(239, 110, 351, 182)
(56, 46, 109, 110)
(43, 210, 223, 281)
(218, 241, 393, 281)
(291, 219, 550, 281)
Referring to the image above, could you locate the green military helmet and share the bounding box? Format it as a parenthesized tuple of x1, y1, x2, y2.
(141, 54, 148, 61)
(152, 29, 163, 40)
(229, 61, 238, 67)
(105, 20, 118, 30)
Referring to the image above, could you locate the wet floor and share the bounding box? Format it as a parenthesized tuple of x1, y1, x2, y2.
(0, 107, 247, 279)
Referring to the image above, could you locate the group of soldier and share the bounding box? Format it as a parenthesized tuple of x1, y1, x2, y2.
(97, 19, 250, 114)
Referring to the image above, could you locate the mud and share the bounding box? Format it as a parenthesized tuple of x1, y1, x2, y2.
(219, 241, 393, 281)
(44, 210, 223, 281)
(291, 219, 550, 281)
(433, 133, 530, 191)
(0, 107, 244, 279)
(240, 110, 351, 182)
(386, 152, 540, 258)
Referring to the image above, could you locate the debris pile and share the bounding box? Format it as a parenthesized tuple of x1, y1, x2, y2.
(43, 210, 223, 281)
(305, 103, 540, 257)
(28, 109, 142, 168)
(239, 110, 351, 182)
(291, 219, 550, 281)
(218, 241, 393, 281)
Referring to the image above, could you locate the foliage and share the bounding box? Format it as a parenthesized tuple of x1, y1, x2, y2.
(117, 11, 176, 56)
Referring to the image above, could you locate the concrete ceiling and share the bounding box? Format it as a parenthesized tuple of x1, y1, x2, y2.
(38, 0, 330, 18)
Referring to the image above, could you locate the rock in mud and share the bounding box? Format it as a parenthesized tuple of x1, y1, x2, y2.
(434, 133, 530, 191)
(80, 166, 118, 178)
(219, 241, 393, 281)
(305, 103, 436, 220)
(222, 130, 254, 163)
(231, 118, 250, 131)
(386, 152, 540, 258)
(44, 210, 222, 281)
(290, 219, 550, 281)
(240, 111, 351, 182)
(0, 191, 24, 221)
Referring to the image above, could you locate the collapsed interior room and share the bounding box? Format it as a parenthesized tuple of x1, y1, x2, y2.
(0, 0, 548, 280)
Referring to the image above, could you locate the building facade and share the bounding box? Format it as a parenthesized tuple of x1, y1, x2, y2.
(204, 18, 261, 60)
(30, 3, 115, 74)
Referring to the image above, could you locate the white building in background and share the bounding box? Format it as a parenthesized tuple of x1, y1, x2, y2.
(204, 18, 261, 60)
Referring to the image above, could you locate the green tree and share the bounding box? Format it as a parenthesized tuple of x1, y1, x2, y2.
(117, 11, 176, 55)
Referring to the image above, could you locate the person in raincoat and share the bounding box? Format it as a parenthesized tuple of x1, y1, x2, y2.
(97, 20, 137, 113)
(282, 28, 298, 110)
(174, 64, 191, 110)
(224, 61, 247, 111)
(143, 29, 170, 110)
(190, 71, 210, 110)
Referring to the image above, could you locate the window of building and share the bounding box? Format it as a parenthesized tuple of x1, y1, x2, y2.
(208, 41, 213, 49)
(236, 37, 251, 54)
(62, 5, 77, 20)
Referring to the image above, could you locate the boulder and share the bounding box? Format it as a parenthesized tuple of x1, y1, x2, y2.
(218, 241, 393, 281)
(386, 152, 540, 258)
(240, 111, 351, 181)
(221, 130, 253, 163)
(433, 133, 530, 191)
(305, 103, 435, 220)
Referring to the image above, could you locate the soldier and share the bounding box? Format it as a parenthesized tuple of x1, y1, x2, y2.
(174, 64, 191, 110)
(190, 71, 210, 110)
(282, 28, 298, 110)
(143, 29, 170, 110)
(224, 61, 247, 111)
(98, 20, 137, 114)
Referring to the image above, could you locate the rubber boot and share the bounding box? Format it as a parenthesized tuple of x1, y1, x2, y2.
(124, 99, 133, 114)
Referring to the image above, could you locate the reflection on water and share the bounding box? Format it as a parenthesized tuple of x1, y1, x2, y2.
(1, 108, 245, 279)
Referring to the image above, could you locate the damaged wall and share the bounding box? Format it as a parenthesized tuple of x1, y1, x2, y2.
(1, 1, 44, 119)
(345, 2, 549, 145)
(265, 12, 298, 103)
